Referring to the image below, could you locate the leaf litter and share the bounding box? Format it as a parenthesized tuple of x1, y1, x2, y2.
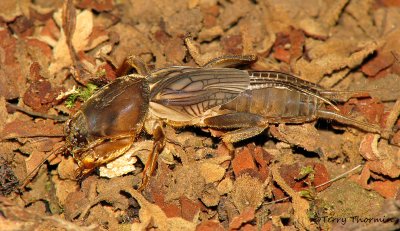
(1, 0, 400, 230)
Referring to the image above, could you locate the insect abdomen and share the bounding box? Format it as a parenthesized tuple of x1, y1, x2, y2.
(221, 87, 319, 123)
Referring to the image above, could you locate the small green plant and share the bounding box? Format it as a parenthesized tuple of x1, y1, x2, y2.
(299, 189, 315, 200)
(297, 165, 315, 181)
(298, 166, 317, 200)
(65, 83, 98, 108)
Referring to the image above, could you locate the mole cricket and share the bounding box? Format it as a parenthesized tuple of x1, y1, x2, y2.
(20, 37, 391, 190)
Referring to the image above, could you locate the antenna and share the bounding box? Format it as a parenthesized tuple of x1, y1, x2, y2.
(19, 145, 66, 189)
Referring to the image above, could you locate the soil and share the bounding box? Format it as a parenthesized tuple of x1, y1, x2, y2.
(1, 0, 400, 230)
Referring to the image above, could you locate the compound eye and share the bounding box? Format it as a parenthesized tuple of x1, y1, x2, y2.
(74, 131, 88, 147)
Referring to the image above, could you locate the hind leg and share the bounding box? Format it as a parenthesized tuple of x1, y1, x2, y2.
(317, 110, 382, 134)
(116, 55, 149, 77)
(184, 35, 257, 68)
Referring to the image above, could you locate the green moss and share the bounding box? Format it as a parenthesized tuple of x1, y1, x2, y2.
(65, 83, 98, 108)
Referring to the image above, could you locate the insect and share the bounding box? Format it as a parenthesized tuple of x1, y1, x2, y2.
(68, 58, 386, 190)
(22, 53, 257, 190)
(22, 36, 387, 190)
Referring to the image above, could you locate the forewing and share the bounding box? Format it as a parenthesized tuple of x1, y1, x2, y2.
(150, 68, 250, 121)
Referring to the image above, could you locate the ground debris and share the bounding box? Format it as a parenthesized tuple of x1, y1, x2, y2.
(230, 174, 264, 213)
(0, 158, 19, 196)
(1, 0, 400, 230)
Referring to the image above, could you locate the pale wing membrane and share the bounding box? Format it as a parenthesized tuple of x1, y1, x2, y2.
(150, 68, 250, 120)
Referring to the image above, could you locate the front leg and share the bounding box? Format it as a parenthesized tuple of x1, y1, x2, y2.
(138, 121, 165, 191)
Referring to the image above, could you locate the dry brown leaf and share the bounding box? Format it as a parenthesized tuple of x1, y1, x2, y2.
(370, 180, 400, 198)
(270, 123, 344, 159)
(319, 0, 349, 27)
(262, 0, 327, 38)
(200, 162, 225, 184)
(38, 18, 60, 47)
(296, 39, 380, 83)
(230, 174, 264, 213)
(0, 29, 24, 100)
(0, 1, 26, 22)
(219, 0, 252, 30)
(228, 207, 255, 230)
(164, 8, 203, 35)
(98, 141, 152, 178)
(271, 164, 316, 230)
(1, 119, 64, 139)
(67, 176, 198, 230)
(198, 26, 223, 42)
(49, 9, 108, 74)
(53, 176, 78, 205)
(57, 156, 76, 180)
(232, 146, 257, 174)
(201, 185, 220, 207)
(359, 134, 400, 178)
(165, 164, 205, 202)
(346, 0, 377, 36)
(130, 189, 197, 230)
(0, 196, 97, 231)
(217, 178, 233, 195)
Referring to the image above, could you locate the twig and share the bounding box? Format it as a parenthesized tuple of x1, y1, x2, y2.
(265, 164, 363, 205)
(7, 103, 68, 122)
